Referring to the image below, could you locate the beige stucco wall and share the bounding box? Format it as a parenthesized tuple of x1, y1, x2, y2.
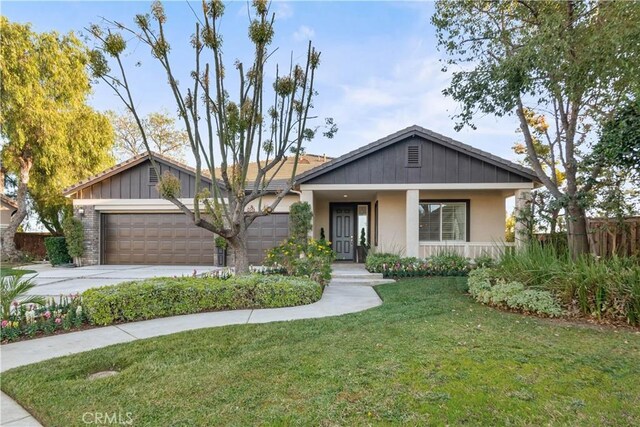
(245, 194, 299, 213)
(375, 191, 408, 254)
(419, 190, 507, 242)
(1, 203, 15, 229)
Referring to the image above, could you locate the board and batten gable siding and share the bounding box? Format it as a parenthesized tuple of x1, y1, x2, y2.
(303, 136, 530, 185)
(72, 159, 212, 199)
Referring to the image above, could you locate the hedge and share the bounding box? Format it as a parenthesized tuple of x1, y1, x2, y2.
(44, 237, 72, 266)
(82, 274, 323, 326)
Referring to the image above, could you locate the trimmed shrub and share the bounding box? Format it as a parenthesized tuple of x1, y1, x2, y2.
(62, 216, 84, 259)
(44, 237, 72, 266)
(265, 238, 335, 285)
(365, 253, 403, 273)
(367, 252, 471, 278)
(82, 274, 322, 326)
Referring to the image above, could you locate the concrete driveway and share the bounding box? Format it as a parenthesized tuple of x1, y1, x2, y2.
(19, 264, 221, 296)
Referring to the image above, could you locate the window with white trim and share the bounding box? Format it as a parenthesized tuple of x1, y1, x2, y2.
(419, 202, 467, 242)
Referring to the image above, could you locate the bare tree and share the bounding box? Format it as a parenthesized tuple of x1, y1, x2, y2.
(89, 0, 335, 273)
(108, 110, 189, 162)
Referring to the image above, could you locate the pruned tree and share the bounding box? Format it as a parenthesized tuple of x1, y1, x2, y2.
(108, 109, 189, 162)
(89, 0, 335, 273)
(0, 17, 114, 259)
(432, 0, 640, 258)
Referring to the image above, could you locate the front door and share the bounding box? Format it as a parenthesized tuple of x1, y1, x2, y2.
(332, 205, 355, 261)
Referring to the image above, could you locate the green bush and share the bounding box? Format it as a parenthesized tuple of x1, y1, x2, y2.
(289, 202, 313, 245)
(82, 274, 322, 326)
(489, 282, 525, 305)
(367, 252, 471, 277)
(365, 253, 402, 273)
(62, 216, 84, 259)
(494, 244, 640, 325)
(505, 289, 564, 317)
(474, 254, 495, 268)
(44, 237, 72, 266)
(264, 238, 335, 285)
(468, 268, 563, 317)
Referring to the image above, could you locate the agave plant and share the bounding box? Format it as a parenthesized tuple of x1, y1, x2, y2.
(0, 274, 45, 320)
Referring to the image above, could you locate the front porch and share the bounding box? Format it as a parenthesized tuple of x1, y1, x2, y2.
(300, 186, 531, 260)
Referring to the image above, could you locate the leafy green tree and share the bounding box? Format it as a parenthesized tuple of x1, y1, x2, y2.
(108, 110, 188, 162)
(89, 0, 335, 273)
(588, 96, 640, 218)
(0, 18, 114, 258)
(432, 0, 640, 258)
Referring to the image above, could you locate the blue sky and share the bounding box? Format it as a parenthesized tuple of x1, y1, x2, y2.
(3, 0, 521, 164)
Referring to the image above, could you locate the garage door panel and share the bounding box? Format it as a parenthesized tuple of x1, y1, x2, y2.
(244, 214, 289, 265)
(103, 212, 289, 265)
(103, 213, 215, 265)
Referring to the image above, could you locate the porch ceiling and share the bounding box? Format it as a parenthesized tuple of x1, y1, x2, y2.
(313, 189, 377, 201)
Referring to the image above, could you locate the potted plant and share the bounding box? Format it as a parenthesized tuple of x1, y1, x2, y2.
(214, 236, 227, 267)
(356, 227, 369, 263)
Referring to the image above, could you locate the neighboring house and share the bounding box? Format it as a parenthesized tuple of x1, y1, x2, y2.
(63, 125, 538, 266)
(0, 194, 18, 231)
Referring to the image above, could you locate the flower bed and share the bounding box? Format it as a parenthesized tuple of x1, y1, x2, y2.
(264, 238, 336, 285)
(1, 294, 87, 343)
(366, 252, 473, 278)
(82, 274, 322, 326)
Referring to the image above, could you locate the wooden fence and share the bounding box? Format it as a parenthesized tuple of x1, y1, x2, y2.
(15, 232, 51, 259)
(587, 217, 640, 257)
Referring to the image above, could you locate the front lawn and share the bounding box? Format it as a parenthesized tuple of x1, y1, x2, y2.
(2, 278, 639, 426)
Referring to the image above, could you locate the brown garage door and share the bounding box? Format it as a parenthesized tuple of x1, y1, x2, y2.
(102, 213, 289, 265)
(246, 214, 290, 264)
(102, 213, 215, 265)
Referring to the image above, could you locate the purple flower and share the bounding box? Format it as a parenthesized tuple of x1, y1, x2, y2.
(1, 320, 8, 328)
(55, 317, 62, 324)
(44, 311, 51, 319)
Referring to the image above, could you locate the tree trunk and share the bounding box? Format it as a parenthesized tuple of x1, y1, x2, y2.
(566, 200, 590, 258)
(1, 158, 32, 262)
(229, 231, 250, 275)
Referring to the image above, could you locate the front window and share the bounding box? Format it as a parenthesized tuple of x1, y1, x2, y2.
(419, 202, 467, 242)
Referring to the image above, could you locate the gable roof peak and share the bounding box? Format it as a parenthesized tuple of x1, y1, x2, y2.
(296, 125, 540, 184)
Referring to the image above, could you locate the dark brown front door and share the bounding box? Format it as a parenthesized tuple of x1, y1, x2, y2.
(332, 205, 355, 261)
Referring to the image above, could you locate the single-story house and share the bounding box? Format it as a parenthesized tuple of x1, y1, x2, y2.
(0, 194, 18, 231)
(63, 125, 538, 265)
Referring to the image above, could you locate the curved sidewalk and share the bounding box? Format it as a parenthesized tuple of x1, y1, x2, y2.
(0, 284, 382, 426)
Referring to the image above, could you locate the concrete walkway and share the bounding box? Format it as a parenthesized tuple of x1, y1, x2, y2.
(0, 270, 384, 426)
(20, 264, 220, 297)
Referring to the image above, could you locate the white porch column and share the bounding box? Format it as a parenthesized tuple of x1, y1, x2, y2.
(514, 189, 533, 249)
(405, 189, 419, 257)
(300, 189, 314, 238)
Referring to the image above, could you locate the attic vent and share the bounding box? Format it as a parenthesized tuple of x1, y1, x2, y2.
(406, 145, 421, 167)
(149, 167, 159, 184)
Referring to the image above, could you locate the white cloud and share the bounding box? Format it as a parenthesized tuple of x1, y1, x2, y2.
(274, 2, 293, 20)
(305, 39, 523, 163)
(293, 25, 315, 42)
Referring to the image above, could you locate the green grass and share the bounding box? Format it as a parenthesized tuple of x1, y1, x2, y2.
(2, 278, 639, 426)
